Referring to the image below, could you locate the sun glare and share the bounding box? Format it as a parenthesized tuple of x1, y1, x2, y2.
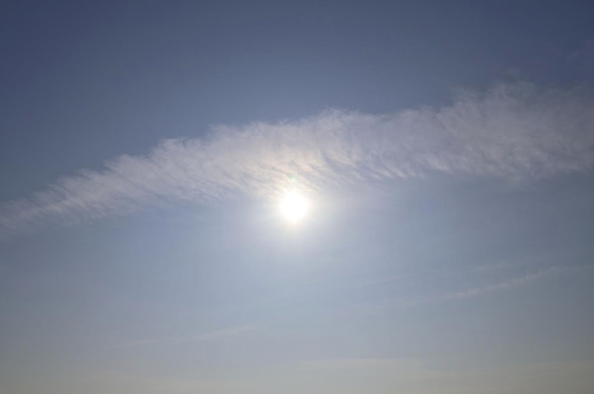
(280, 191, 309, 223)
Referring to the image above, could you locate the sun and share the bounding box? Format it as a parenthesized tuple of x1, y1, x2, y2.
(280, 191, 309, 223)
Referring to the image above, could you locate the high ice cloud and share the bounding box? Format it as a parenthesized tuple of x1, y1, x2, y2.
(1, 82, 593, 235)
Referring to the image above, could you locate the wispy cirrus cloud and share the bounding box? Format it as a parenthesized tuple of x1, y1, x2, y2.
(361, 265, 586, 313)
(1, 82, 594, 235)
(439, 266, 562, 300)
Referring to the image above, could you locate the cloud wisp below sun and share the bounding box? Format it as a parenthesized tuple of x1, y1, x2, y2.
(361, 265, 588, 314)
(1, 82, 593, 235)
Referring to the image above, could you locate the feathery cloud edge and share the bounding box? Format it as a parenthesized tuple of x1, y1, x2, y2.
(1, 82, 593, 235)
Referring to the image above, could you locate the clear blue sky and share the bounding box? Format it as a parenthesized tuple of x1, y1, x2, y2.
(1, 1, 594, 393)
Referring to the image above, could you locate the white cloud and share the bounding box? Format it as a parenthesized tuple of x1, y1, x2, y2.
(361, 265, 586, 313)
(439, 267, 559, 300)
(1, 82, 593, 235)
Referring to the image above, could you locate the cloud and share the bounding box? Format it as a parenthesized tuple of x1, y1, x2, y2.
(439, 267, 560, 300)
(110, 324, 257, 349)
(361, 265, 586, 313)
(1, 82, 594, 235)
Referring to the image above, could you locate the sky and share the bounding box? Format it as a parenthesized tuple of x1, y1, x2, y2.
(1, 1, 594, 393)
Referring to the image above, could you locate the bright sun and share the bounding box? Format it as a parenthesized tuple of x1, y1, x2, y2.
(280, 191, 309, 223)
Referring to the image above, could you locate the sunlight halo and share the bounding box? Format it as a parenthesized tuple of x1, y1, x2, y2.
(280, 191, 309, 223)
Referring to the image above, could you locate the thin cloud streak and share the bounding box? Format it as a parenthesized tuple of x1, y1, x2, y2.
(1, 82, 594, 235)
(439, 267, 561, 300)
(362, 265, 585, 313)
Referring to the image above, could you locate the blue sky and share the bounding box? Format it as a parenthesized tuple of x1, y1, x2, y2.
(1, 1, 594, 393)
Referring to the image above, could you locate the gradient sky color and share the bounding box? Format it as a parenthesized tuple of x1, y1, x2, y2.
(1, 1, 594, 393)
